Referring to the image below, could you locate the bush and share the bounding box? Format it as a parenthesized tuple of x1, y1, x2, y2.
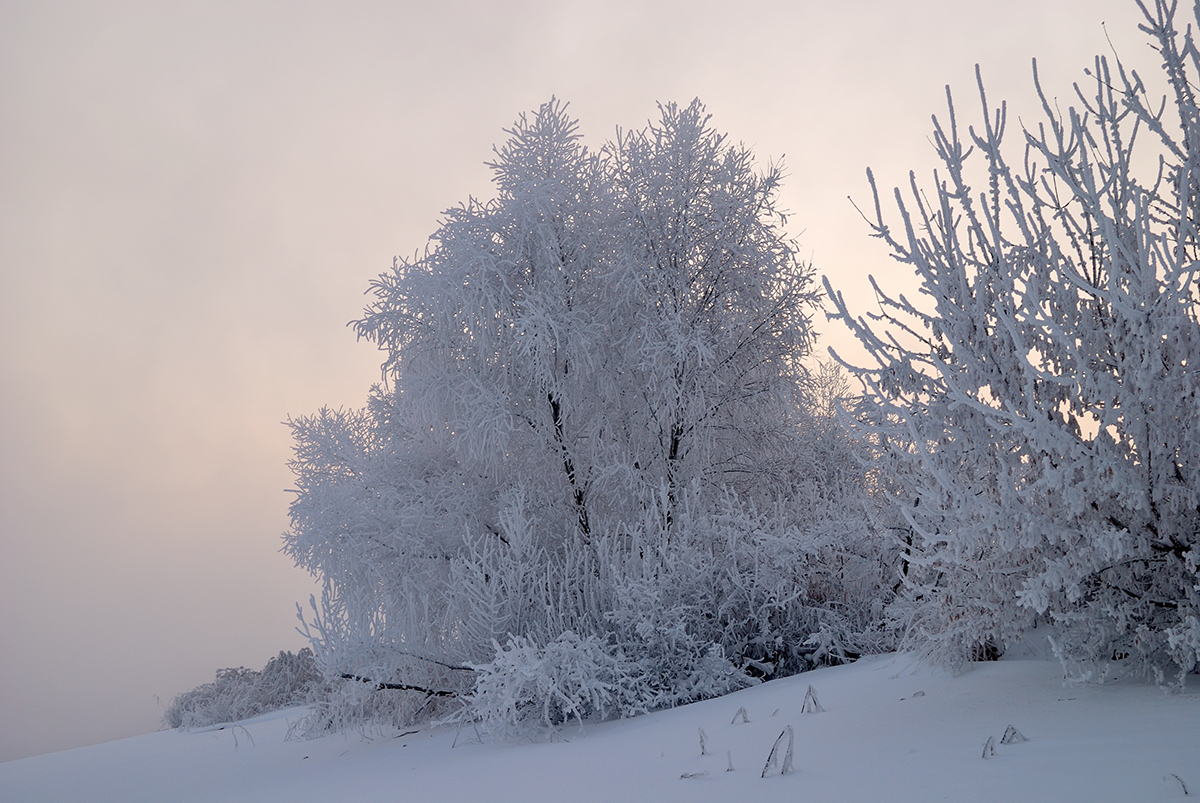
(163, 648, 322, 729)
(465, 633, 645, 734)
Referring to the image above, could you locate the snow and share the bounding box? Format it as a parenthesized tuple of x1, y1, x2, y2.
(4, 654, 1197, 802)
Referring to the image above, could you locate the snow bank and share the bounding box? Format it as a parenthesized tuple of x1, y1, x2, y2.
(3, 655, 1197, 802)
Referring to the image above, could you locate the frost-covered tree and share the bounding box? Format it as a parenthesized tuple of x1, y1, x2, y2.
(288, 102, 617, 727)
(606, 102, 816, 513)
(286, 100, 890, 732)
(826, 0, 1200, 681)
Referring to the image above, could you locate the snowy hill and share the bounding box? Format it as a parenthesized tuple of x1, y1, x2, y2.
(3, 655, 1197, 802)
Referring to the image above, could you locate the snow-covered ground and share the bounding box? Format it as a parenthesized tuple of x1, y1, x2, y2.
(3, 654, 1198, 802)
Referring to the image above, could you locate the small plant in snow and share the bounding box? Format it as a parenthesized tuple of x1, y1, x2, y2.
(698, 727, 709, 756)
(230, 724, 255, 750)
(731, 706, 750, 724)
(1164, 773, 1190, 796)
(1000, 725, 1026, 745)
(801, 684, 824, 713)
(982, 735, 996, 759)
(761, 725, 795, 777)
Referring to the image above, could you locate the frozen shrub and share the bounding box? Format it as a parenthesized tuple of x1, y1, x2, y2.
(163, 648, 322, 729)
(466, 633, 644, 734)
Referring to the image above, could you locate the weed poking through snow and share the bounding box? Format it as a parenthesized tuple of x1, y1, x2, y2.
(801, 685, 824, 713)
(1000, 725, 1026, 745)
(761, 725, 795, 777)
(1164, 773, 1189, 795)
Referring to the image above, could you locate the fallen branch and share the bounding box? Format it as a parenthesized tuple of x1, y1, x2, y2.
(340, 674, 458, 697)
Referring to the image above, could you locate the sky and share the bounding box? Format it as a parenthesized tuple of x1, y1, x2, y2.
(0, 0, 1145, 762)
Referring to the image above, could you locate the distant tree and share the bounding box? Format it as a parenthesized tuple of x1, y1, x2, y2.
(285, 100, 890, 732)
(826, 0, 1200, 680)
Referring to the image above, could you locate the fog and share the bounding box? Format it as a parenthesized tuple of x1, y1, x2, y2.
(0, 0, 1139, 761)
